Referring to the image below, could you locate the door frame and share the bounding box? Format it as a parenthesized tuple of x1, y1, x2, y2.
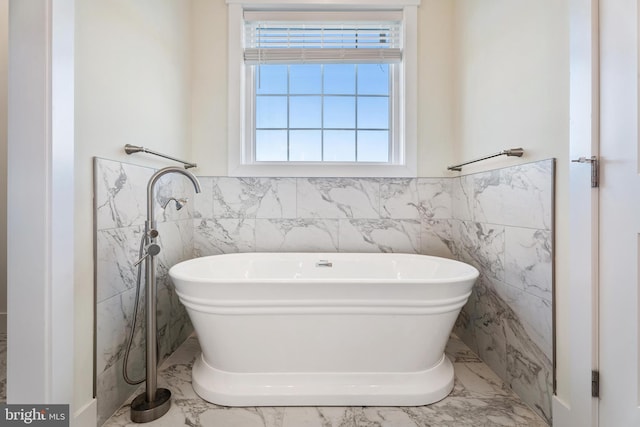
(7, 0, 76, 411)
(554, 0, 600, 425)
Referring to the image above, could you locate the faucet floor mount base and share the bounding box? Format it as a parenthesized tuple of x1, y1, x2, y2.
(130, 388, 171, 423)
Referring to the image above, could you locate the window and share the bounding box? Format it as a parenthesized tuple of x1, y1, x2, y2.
(227, 1, 419, 177)
(255, 63, 392, 163)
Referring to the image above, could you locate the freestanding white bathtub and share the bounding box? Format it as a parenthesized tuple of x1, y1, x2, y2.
(169, 252, 478, 407)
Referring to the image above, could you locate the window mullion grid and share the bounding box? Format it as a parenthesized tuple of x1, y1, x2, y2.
(287, 65, 291, 161)
(355, 64, 359, 162)
(321, 64, 325, 161)
(387, 66, 398, 162)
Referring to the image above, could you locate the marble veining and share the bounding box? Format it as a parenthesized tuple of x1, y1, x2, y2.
(338, 218, 421, 253)
(470, 169, 503, 225)
(154, 220, 195, 279)
(449, 160, 555, 424)
(379, 178, 421, 219)
(505, 318, 553, 425)
(95, 158, 555, 426)
(465, 278, 509, 382)
(194, 217, 256, 256)
(96, 225, 145, 303)
(500, 279, 553, 424)
(95, 158, 197, 426)
(501, 161, 554, 230)
(297, 178, 380, 219)
(451, 174, 474, 222)
(94, 159, 151, 230)
(452, 160, 553, 230)
(102, 334, 548, 427)
(192, 176, 214, 219)
(96, 287, 142, 377)
(453, 220, 506, 282)
(421, 219, 456, 259)
(255, 218, 340, 252)
(496, 279, 553, 361)
(417, 178, 453, 220)
(212, 177, 297, 219)
(504, 227, 552, 301)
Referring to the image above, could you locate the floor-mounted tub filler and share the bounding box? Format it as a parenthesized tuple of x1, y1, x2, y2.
(169, 252, 479, 407)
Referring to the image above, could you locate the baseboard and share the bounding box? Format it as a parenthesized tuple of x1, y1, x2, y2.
(73, 398, 96, 427)
(552, 395, 571, 427)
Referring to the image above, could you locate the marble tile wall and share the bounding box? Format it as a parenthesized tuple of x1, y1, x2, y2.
(192, 177, 453, 256)
(93, 157, 553, 426)
(450, 160, 554, 425)
(94, 158, 196, 426)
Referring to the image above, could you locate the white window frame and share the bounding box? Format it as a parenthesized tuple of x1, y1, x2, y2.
(227, 0, 420, 177)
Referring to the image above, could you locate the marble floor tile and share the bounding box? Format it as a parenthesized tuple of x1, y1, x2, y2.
(102, 334, 548, 427)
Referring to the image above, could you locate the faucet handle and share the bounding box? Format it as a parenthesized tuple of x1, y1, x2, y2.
(133, 243, 161, 267)
(133, 253, 148, 267)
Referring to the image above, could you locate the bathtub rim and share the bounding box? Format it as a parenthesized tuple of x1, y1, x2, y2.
(169, 252, 480, 285)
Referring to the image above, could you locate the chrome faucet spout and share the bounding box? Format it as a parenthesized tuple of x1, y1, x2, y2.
(146, 167, 201, 228)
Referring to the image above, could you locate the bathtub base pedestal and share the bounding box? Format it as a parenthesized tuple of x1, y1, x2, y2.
(192, 353, 455, 407)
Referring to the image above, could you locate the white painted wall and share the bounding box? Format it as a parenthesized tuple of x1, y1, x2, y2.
(453, 0, 570, 403)
(417, 0, 456, 176)
(191, 0, 228, 175)
(0, 0, 7, 333)
(74, 0, 192, 417)
(453, 0, 569, 171)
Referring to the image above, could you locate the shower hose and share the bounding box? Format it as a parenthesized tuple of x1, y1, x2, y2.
(123, 231, 160, 385)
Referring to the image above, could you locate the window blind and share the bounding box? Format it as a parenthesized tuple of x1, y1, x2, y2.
(243, 11, 403, 65)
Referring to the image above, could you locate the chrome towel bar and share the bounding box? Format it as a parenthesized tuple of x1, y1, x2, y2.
(124, 144, 197, 169)
(447, 148, 524, 172)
